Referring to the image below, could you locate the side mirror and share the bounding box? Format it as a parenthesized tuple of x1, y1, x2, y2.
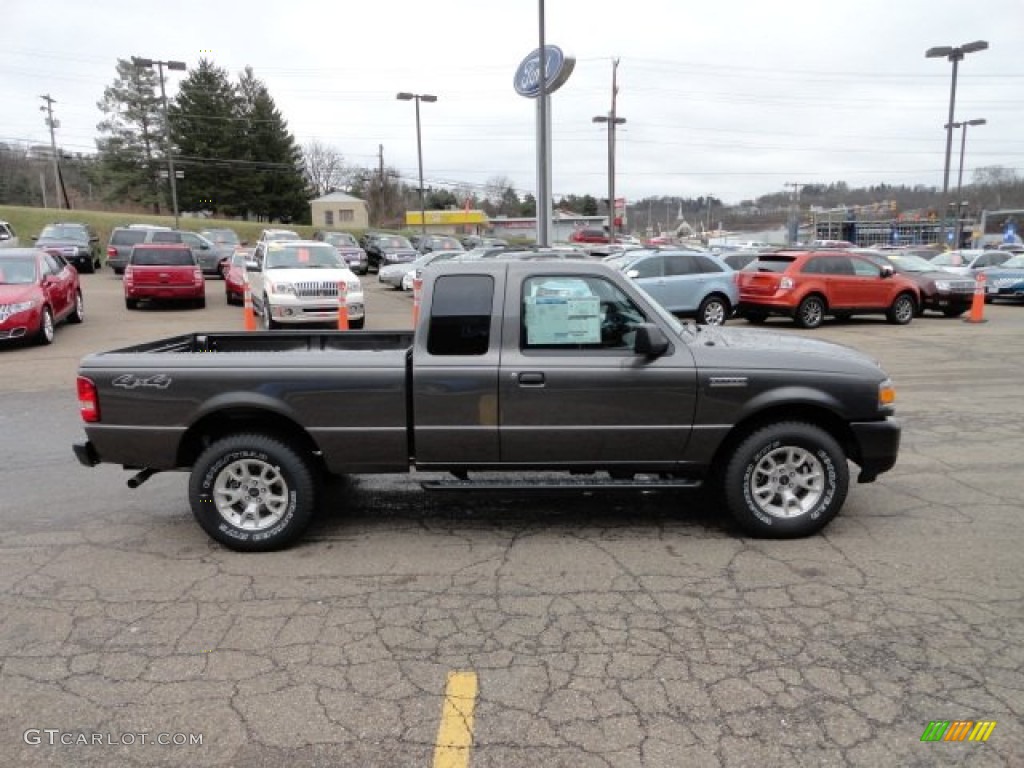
(625, 269, 640, 279)
(880, 265, 894, 278)
(31, 235, 38, 241)
(633, 323, 669, 357)
(245, 261, 260, 272)
(200, 242, 210, 250)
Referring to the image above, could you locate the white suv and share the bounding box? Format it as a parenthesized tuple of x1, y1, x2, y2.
(249, 240, 364, 329)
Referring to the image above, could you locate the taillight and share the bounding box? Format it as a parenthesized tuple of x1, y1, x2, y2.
(194, 267, 203, 285)
(77, 376, 100, 423)
(780, 277, 795, 290)
(107, 246, 116, 257)
(124, 266, 134, 287)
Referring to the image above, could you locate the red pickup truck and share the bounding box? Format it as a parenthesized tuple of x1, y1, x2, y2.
(124, 244, 205, 309)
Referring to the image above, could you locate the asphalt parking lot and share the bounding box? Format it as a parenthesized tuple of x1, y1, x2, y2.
(1, 270, 1023, 767)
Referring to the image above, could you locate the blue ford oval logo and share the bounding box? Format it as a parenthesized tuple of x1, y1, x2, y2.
(513, 46, 575, 98)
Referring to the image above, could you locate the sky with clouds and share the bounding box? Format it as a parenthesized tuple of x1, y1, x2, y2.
(3, 0, 1022, 205)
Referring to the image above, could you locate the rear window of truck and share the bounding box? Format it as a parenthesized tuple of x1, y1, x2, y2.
(130, 248, 195, 266)
(427, 275, 493, 356)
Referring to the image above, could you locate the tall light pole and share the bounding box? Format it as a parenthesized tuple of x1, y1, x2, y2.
(925, 40, 987, 245)
(949, 118, 986, 248)
(396, 92, 437, 234)
(593, 58, 625, 241)
(133, 56, 186, 228)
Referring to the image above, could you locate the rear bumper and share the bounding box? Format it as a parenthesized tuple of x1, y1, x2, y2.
(850, 418, 901, 482)
(73, 440, 101, 467)
(126, 285, 205, 300)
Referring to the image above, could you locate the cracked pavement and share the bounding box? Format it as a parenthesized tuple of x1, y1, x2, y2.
(1, 277, 1022, 766)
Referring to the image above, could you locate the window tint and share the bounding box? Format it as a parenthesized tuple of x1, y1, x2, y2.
(427, 275, 493, 356)
(42, 252, 62, 275)
(151, 231, 183, 244)
(752, 256, 795, 273)
(850, 257, 881, 277)
(631, 256, 663, 279)
(665, 255, 699, 276)
(695, 255, 724, 273)
(826, 256, 856, 275)
(131, 248, 195, 266)
(522, 275, 647, 351)
(111, 230, 148, 246)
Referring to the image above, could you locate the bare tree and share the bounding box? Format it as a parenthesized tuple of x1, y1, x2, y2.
(302, 140, 351, 197)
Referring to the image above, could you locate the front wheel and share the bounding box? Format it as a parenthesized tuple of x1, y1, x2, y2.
(697, 295, 729, 326)
(68, 290, 84, 324)
(189, 434, 317, 552)
(723, 422, 848, 538)
(349, 317, 365, 329)
(36, 307, 55, 345)
(887, 293, 916, 325)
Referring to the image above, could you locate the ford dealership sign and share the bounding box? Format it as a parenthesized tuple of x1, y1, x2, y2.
(513, 46, 575, 98)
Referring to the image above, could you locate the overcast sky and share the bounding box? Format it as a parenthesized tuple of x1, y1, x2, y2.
(4, 0, 1022, 205)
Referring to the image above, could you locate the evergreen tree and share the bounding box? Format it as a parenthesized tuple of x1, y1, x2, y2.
(236, 67, 308, 222)
(95, 58, 164, 212)
(168, 59, 242, 215)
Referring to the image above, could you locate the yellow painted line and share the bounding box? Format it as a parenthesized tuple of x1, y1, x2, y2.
(432, 670, 479, 768)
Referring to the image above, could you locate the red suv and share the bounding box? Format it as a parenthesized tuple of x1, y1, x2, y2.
(124, 244, 205, 309)
(736, 250, 920, 328)
(569, 227, 610, 244)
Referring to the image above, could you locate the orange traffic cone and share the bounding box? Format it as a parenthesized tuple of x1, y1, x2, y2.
(964, 273, 987, 324)
(243, 276, 257, 331)
(412, 275, 423, 327)
(337, 280, 349, 330)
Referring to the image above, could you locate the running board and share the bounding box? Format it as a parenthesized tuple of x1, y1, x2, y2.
(421, 475, 702, 492)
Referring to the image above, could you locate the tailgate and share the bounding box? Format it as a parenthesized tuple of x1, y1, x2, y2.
(131, 265, 197, 286)
(738, 272, 781, 297)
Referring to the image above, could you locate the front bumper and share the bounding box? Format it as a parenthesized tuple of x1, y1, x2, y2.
(268, 294, 366, 323)
(850, 418, 901, 483)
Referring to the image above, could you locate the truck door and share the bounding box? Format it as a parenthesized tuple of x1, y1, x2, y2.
(498, 273, 697, 468)
(412, 273, 502, 466)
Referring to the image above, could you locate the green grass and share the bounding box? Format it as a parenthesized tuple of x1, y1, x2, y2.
(0, 204, 355, 251)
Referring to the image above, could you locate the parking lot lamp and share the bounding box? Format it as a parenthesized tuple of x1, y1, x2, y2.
(396, 92, 437, 234)
(132, 56, 186, 229)
(949, 118, 986, 247)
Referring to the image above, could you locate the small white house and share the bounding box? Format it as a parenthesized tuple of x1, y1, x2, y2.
(310, 191, 369, 230)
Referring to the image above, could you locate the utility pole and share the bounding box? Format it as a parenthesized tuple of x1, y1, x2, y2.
(39, 94, 62, 209)
(784, 182, 806, 245)
(593, 59, 626, 240)
(378, 144, 384, 186)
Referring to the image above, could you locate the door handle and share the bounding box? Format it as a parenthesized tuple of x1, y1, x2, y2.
(517, 372, 545, 386)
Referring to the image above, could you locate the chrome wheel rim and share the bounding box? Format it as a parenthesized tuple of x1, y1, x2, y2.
(42, 310, 54, 341)
(213, 458, 289, 531)
(75, 293, 84, 320)
(894, 297, 913, 323)
(749, 446, 825, 519)
(262, 299, 271, 329)
(702, 300, 726, 325)
(800, 300, 822, 326)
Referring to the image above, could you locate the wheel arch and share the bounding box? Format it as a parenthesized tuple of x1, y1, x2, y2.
(176, 407, 324, 471)
(709, 402, 856, 478)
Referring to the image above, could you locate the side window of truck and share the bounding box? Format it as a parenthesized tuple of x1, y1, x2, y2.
(522, 276, 646, 351)
(426, 275, 494, 356)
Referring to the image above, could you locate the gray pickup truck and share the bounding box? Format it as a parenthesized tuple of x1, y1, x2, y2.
(73, 260, 900, 551)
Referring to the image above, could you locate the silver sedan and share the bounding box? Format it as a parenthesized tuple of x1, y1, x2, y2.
(377, 251, 463, 289)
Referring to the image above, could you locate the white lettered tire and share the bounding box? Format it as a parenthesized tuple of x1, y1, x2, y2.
(723, 422, 848, 538)
(189, 434, 316, 551)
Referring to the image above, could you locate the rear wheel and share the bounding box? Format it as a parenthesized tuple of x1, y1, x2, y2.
(744, 311, 767, 325)
(887, 293, 916, 325)
(795, 295, 825, 329)
(195, 297, 206, 309)
(68, 290, 84, 324)
(189, 434, 317, 552)
(349, 317, 365, 330)
(125, 298, 138, 310)
(697, 295, 730, 326)
(723, 422, 848, 538)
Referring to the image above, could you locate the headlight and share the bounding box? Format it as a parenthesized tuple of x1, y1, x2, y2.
(8, 301, 38, 315)
(268, 281, 296, 295)
(934, 280, 950, 291)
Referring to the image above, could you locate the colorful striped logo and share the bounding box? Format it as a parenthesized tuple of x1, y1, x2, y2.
(921, 720, 996, 742)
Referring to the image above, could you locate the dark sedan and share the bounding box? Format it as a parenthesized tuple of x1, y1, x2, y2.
(33, 222, 102, 273)
(858, 249, 974, 317)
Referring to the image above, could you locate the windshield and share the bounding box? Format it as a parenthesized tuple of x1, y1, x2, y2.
(326, 233, 358, 247)
(379, 236, 412, 249)
(39, 225, 87, 242)
(884, 253, 939, 272)
(0, 257, 38, 284)
(931, 251, 973, 267)
(266, 244, 342, 269)
(997, 255, 1024, 269)
(201, 229, 240, 245)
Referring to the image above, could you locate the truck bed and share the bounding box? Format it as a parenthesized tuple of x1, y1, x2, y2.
(98, 330, 415, 356)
